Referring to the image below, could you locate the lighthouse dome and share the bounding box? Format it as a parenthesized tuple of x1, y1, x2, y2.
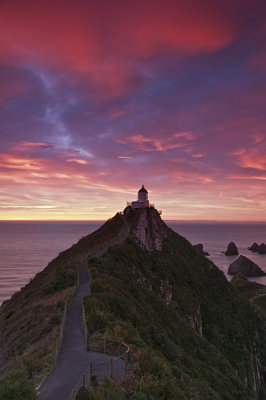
(139, 185, 148, 193)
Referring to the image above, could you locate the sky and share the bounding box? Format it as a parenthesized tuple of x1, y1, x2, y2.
(0, 0, 266, 221)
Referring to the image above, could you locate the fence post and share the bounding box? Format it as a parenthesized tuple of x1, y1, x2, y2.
(125, 352, 128, 371)
(103, 336, 106, 353)
(110, 358, 114, 379)
(82, 304, 88, 350)
(54, 339, 58, 367)
(90, 362, 93, 381)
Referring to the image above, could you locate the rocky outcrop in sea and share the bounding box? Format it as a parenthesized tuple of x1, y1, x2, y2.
(225, 242, 238, 256)
(249, 242, 266, 254)
(192, 243, 209, 256)
(228, 255, 266, 277)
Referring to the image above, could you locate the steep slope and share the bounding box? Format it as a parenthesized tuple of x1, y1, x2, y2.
(0, 213, 124, 378)
(84, 207, 266, 400)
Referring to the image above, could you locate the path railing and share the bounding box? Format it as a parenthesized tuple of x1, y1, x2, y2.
(70, 336, 130, 399)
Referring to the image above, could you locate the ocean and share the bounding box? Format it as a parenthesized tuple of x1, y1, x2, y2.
(0, 220, 266, 305)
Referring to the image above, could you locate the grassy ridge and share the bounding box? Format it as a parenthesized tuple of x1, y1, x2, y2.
(84, 227, 266, 399)
(0, 213, 124, 380)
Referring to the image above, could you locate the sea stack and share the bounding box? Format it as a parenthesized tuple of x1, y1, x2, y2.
(249, 242, 260, 252)
(228, 255, 265, 277)
(225, 242, 238, 256)
(258, 243, 266, 254)
(248, 242, 266, 254)
(193, 243, 209, 256)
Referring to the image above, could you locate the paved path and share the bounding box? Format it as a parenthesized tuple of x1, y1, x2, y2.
(38, 214, 129, 400)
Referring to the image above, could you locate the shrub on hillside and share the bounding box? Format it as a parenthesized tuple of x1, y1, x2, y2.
(0, 369, 37, 400)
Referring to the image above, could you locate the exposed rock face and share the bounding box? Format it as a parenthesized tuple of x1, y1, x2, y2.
(187, 305, 203, 337)
(193, 243, 209, 256)
(225, 242, 239, 256)
(249, 242, 266, 254)
(159, 279, 172, 306)
(130, 208, 169, 251)
(228, 255, 266, 277)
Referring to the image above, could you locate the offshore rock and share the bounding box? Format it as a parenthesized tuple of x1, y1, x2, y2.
(225, 242, 239, 256)
(258, 243, 266, 254)
(228, 255, 265, 277)
(193, 243, 209, 256)
(249, 242, 266, 254)
(249, 242, 260, 252)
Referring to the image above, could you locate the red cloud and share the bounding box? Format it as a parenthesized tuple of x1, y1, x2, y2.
(0, 0, 240, 97)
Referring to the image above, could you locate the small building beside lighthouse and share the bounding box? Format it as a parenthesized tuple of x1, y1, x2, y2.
(132, 185, 149, 209)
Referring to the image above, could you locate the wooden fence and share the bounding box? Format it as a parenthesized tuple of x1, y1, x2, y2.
(69, 336, 130, 399)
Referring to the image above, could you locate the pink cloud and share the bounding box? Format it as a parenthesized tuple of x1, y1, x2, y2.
(0, 154, 42, 170)
(117, 132, 195, 152)
(191, 153, 205, 158)
(66, 158, 90, 165)
(250, 133, 265, 144)
(236, 148, 266, 171)
(14, 141, 53, 151)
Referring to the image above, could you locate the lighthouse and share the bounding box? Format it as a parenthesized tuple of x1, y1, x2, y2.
(131, 185, 150, 209)
(124, 185, 161, 214)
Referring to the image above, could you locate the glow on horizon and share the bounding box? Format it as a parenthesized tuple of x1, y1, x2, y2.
(0, 0, 266, 222)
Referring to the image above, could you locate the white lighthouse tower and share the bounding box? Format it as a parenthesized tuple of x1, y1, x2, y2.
(131, 185, 149, 209)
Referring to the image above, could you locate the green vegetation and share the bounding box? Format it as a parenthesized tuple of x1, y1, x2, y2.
(75, 378, 125, 400)
(0, 213, 124, 380)
(84, 212, 266, 400)
(0, 368, 37, 400)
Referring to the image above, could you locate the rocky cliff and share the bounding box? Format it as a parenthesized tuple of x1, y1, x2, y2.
(128, 207, 169, 251)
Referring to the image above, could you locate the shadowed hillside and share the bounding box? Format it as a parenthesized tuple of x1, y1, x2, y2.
(84, 207, 266, 400)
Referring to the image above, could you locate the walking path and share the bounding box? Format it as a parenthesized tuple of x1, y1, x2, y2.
(38, 214, 130, 400)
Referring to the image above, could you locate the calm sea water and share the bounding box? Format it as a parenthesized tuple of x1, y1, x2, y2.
(0, 221, 265, 305)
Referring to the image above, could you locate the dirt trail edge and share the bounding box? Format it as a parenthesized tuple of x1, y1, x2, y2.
(38, 214, 130, 400)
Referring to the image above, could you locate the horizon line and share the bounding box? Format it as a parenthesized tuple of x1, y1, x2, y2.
(1, 219, 266, 223)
